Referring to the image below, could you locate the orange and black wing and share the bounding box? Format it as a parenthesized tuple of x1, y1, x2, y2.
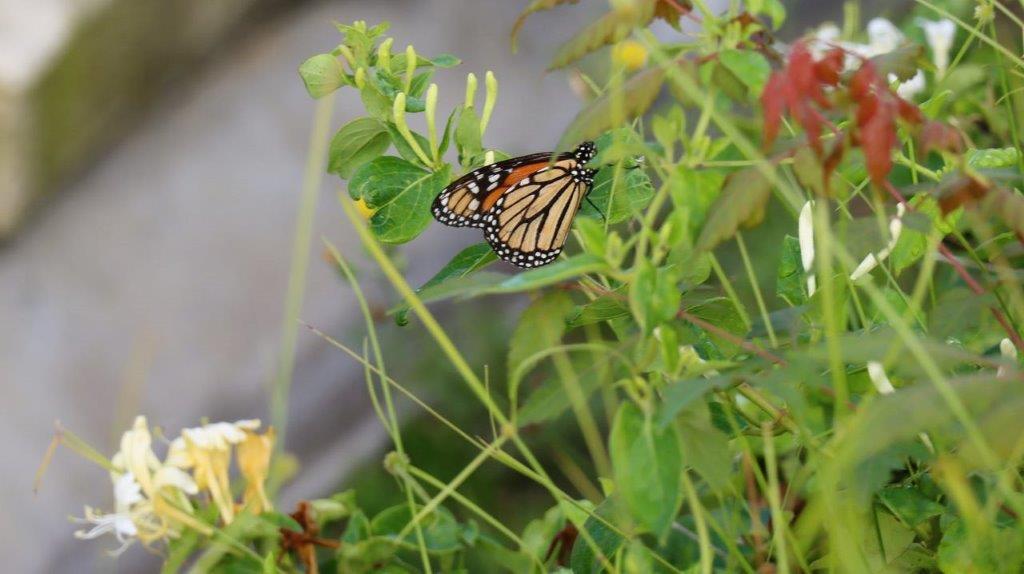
(482, 157, 594, 268)
(432, 152, 562, 228)
(432, 141, 598, 268)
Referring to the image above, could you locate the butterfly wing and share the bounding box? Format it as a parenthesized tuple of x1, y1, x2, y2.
(432, 152, 560, 228)
(482, 158, 589, 268)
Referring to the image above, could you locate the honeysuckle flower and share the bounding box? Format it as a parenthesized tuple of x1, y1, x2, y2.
(850, 203, 906, 280)
(867, 362, 934, 451)
(867, 361, 896, 394)
(918, 18, 956, 78)
(75, 417, 200, 554)
(168, 420, 257, 523)
(798, 201, 816, 297)
(867, 18, 905, 55)
(810, 19, 924, 98)
(73, 472, 143, 556)
(897, 69, 927, 100)
(998, 338, 1018, 378)
(238, 428, 275, 514)
(167, 419, 267, 524)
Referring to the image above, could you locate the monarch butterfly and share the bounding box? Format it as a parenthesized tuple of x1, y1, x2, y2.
(432, 141, 598, 268)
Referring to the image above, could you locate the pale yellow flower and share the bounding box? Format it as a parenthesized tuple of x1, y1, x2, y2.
(238, 427, 275, 514)
(75, 416, 199, 554)
(167, 419, 267, 524)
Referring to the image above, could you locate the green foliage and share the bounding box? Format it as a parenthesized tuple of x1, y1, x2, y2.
(146, 3, 1024, 573)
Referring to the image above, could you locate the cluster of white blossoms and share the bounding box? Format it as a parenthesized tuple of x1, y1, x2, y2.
(73, 416, 274, 556)
(811, 16, 957, 101)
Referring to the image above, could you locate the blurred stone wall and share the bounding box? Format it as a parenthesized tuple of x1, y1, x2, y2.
(0, 0, 284, 236)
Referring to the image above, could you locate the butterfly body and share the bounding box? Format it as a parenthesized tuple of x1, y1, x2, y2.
(432, 142, 597, 268)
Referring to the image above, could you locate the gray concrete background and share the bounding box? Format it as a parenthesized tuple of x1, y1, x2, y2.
(1, 0, 606, 571)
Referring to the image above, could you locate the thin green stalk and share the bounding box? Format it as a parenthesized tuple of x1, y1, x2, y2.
(681, 472, 714, 574)
(270, 93, 334, 458)
(551, 350, 612, 477)
(397, 435, 509, 540)
(710, 255, 753, 330)
(813, 200, 850, 422)
(762, 423, 791, 574)
(736, 232, 778, 347)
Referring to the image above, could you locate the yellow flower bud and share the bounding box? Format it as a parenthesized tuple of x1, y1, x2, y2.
(613, 40, 648, 71)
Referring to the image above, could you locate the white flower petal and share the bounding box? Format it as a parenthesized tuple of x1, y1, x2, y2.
(154, 466, 199, 495)
(867, 18, 904, 55)
(918, 18, 956, 77)
(895, 70, 926, 100)
(867, 361, 896, 394)
(798, 201, 817, 297)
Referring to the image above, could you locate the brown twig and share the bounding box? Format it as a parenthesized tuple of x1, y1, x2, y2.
(279, 501, 340, 574)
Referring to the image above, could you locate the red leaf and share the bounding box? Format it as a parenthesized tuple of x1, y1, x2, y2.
(814, 49, 845, 86)
(849, 61, 877, 102)
(761, 72, 787, 149)
(860, 104, 896, 185)
(896, 97, 923, 125)
(919, 120, 963, 156)
(937, 175, 991, 214)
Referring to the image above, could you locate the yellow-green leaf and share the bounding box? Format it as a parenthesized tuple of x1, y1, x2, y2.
(559, 66, 666, 151)
(328, 118, 390, 179)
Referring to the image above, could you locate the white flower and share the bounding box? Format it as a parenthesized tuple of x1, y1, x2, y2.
(867, 361, 896, 394)
(167, 419, 261, 467)
(798, 201, 817, 297)
(896, 69, 927, 100)
(850, 203, 906, 280)
(867, 18, 905, 55)
(73, 472, 143, 556)
(918, 18, 956, 78)
(998, 338, 1018, 378)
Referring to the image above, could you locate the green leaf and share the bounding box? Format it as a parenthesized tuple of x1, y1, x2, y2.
(384, 123, 432, 168)
(394, 243, 497, 325)
(493, 254, 607, 292)
(349, 157, 450, 243)
(792, 146, 842, 197)
(298, 54, 345, 98)
(657, 374, 733, 428)
(718, 50, 770, 96)
(329, 118, 391, 180)
(518, 350, 609, 425)
(569, 498, 626, 574)
(696, 167, 772, 251)
(870, 44, 925, 82)
(403, 254, 607, 306)
(669, 168, 724, 238)
(511, 0, 582, 50)
(559, 66, 666, 150)
(686, 298, 747, 358)
(567, 293, 630, 329)
(581, 165, 656, 224)
(337, 537, 398, 574)
(371, 504, 462, 553)
(877, 487, 944, 528)
(630, 262, 681, 334)
(508, 291, 573, 385)
(430, 53, 461, 68)
(550, 4, 656, 69)
(927, 287, 990, 343)
(474, 535, 535, 573)
(360, 79, 393, 121)
(967, 147, 1019, 168)
(937, 519, 1024, 574)
(890, 196, 942, 275)
(776, 235, 807, 306)
(676, 402, 733, 494)
(747, 0, 786, 27)
(610, 402, 684, 537)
